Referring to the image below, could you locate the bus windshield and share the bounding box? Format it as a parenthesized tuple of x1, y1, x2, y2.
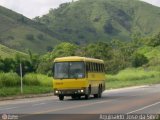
(54, 62, 85, 79)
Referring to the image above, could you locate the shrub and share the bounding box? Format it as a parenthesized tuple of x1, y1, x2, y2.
(37, 62, 53, 75)
(23, 73, 40, 86)
(0, 72, 20, 87)
(132, 53, 148, 67)
(36, 74, 53, 86)
(26, 34, 35, 41)
(106, 68, 160, 81)
(147, 32, 160, 47)
(37, 34, 44, 40)
(23, 73, 52, 86)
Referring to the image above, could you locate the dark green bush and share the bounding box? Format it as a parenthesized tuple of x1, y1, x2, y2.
(26, 34, 35, 41)
(147, 32, 160, 47)
(132, 53, 148, 67)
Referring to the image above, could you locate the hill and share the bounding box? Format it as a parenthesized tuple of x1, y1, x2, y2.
(37, 0, 160, 44)
(0, 44, 27, 58)
(0, 5, 60, 54)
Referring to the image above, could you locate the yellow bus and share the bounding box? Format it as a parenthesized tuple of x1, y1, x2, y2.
(53, 56, 105, 100)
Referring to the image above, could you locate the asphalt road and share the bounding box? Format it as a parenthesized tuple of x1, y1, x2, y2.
(0, 84, 160, 120)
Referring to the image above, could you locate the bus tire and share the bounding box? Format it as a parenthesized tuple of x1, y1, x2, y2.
(94, 94, 98, 98)
(85, 86, 91, 100)
(85, 94, 89, 100)
(59, 95, 64, 101)
(71, 95, 76, 99)
(78, 95, 81, 99)
(98, 86, 102, 98)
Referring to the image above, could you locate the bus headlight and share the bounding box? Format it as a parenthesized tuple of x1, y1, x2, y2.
(81, 90, 84, 93)
(55, 91, 58, 93)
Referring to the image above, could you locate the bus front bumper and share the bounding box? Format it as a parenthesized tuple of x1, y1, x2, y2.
(54, 88, 86, 96)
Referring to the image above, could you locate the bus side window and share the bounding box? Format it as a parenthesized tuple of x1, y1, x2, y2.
(91, 62, 93, 72)
(98, 63, 100, 72)
(100, 64, 102, 72)
(89, 62, 92, 72)
(86, 62, 89, 72)
(93, 63, 95, 72)
(101, 64, 104, 72)
(96, 63, 98, 72)
(92, 62, 94, 72)
(93, 63, 96, 72)
(90, 62, 92, 72)
(99, 64, 101, 72)
(95, 63, 97, 72)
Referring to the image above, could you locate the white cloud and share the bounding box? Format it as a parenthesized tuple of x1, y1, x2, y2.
(0, 0, 160, 19)
(0, 0, 75, 18)
(140, 0, 160, 7)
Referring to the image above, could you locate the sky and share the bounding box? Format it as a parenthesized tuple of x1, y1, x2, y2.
(0, 0, 160, 19)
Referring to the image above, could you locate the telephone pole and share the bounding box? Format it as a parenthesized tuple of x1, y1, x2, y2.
(20, 63, 23, 94)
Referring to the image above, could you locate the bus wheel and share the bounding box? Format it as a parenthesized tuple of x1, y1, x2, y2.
(59, 95, 64, 101)
(98, 87, 102, 98)
(85, 86, 91, 100)
(85, 94, 89, 100)
(71, 95, 76, 99)
(94, 94, 98, 98)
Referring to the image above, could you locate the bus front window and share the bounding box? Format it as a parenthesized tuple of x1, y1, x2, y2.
(69, 62, 85, 78)
(54, 62, 85, 79)
(54, 62, 69, 79)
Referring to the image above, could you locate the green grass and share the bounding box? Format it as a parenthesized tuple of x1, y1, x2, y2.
(106, 68, 160, 89)
(0, 73, 53, 97)
(23, 73, 53, 86)
(0, 86, 53, 97)
(0, 72, 53, 87)
(0, 72, 20, 87)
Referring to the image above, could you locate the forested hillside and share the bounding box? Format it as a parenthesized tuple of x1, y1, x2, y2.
(0, 5, 60, 53)
(36, 0, 160, 44)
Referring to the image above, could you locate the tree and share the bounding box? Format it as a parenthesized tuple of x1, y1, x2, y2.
(0, 59, 5, 72)
(42, 42, 78, 61)
(36, 61, 53, 76)
(2, 58, 15, 72)
(147, 32, 160, 47)
(84, 42, 111, 59)
(132, 53, 148, 67)
(28, 50, 40, 72)
(33, 16, 41, 22)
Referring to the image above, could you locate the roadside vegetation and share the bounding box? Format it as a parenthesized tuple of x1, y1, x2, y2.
(0, 73, 53, 97)
(0, 32, 160, 97)
(106, 67, 160, 89)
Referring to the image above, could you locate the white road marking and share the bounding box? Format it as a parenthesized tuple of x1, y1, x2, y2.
(0, 107, 17, 111)
(32, 103, 46, 106)
(127, 101, 160, 114)
(104, 85, 149, 93)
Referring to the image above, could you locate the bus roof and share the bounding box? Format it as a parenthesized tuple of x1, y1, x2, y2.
(54, 56, 104, 63)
